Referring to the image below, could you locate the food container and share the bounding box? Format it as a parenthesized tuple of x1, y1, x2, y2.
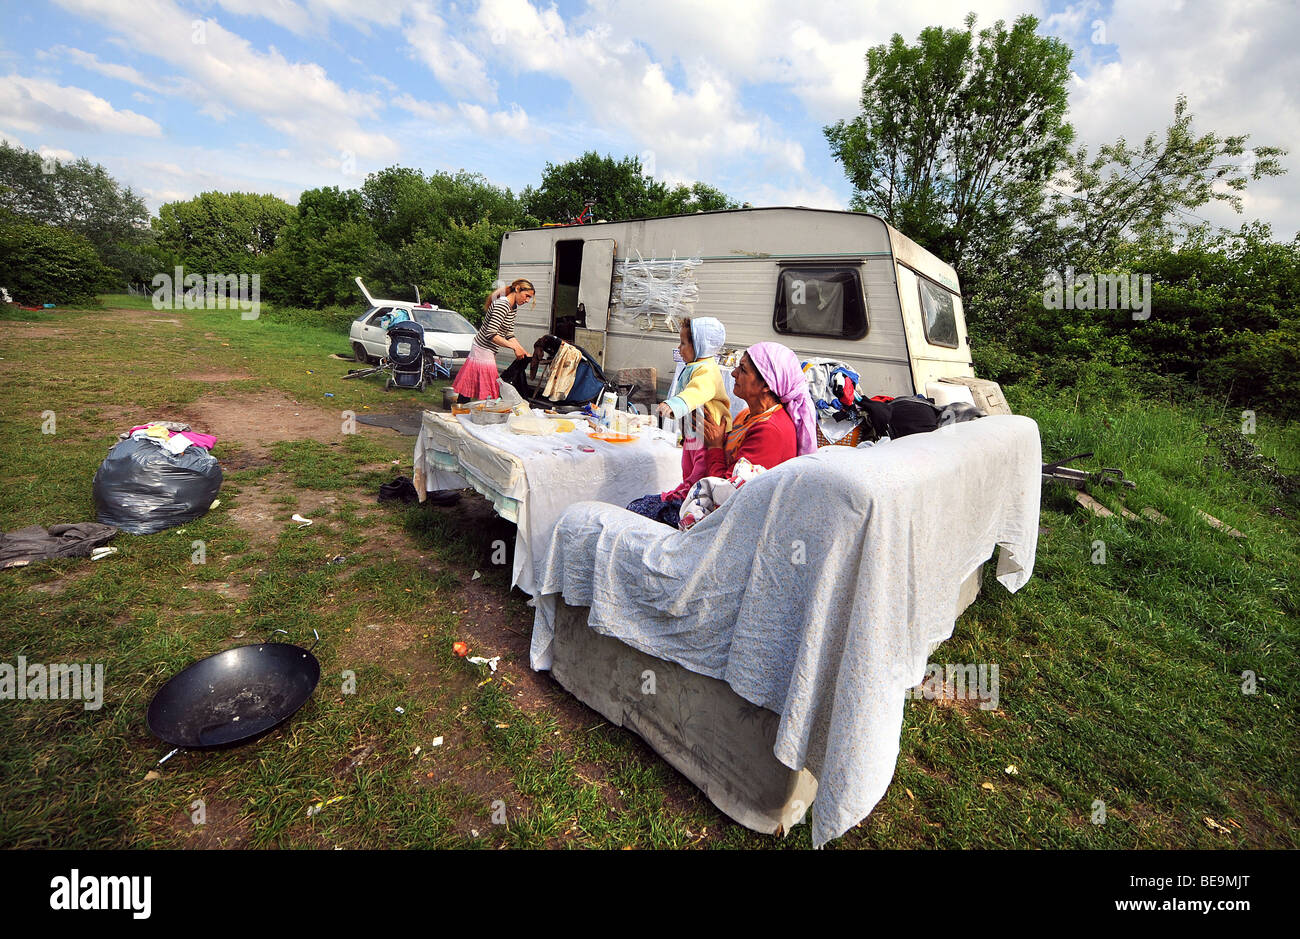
(469, 401, 512, 424)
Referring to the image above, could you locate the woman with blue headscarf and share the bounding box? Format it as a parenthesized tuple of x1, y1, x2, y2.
(627, 317, 732, 524)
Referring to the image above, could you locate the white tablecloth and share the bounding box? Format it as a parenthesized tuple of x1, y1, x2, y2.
(413, 410, 684, 595)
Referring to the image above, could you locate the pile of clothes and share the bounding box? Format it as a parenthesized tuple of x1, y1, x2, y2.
(119, 421, 218, 455)
(801, 359, 865, 444)
(801, 358, 986, 443)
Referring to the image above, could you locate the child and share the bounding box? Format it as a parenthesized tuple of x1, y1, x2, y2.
(657, 317, 733, 499)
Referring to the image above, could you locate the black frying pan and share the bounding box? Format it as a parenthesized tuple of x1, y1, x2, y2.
(147, 629, 321, 760)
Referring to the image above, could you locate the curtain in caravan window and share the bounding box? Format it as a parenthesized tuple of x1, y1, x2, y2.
(917, 278, 959, 347)
(784, 272, 845, 334)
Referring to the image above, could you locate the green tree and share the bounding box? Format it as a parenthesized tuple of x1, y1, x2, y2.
(824, 14, 1074, 270)
(0, 215, 110, 305)
(263, 186, 379, 307)
(652, 180, 737, 216)
(362, 167, 522, 250)
(0, 142, 152, 288)
(1047, 96, 1287, 269)
(521, 152, 736, 224)
(152, 191, 293, 276)
(398, 217, 512, 322)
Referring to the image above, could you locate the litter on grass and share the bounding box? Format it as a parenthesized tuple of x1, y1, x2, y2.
(307, 795, 347, 817)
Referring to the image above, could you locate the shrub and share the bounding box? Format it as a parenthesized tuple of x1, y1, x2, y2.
(0, 219, 110, 305)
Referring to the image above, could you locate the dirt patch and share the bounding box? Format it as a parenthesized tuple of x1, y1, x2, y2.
(169, 797, 253, 848)
(176, 390, 364, 455)
(3, 323, 68, 339)
(180, 371, 256, 383)
(224, 479, 373, 545)
(24, 569, 97, 597)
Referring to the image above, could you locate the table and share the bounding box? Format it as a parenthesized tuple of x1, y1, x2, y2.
(413, 410, 684, 595)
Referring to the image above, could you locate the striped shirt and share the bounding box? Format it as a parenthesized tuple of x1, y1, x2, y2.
(473, 296, 516, 352)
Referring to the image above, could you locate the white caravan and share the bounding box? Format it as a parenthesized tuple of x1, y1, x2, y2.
(496, 207, 977, 398)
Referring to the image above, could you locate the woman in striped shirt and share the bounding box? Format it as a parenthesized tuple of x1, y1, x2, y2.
(453, 278, 535, 402)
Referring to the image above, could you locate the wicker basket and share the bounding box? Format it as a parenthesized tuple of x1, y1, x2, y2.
(815, 419, 865, 448)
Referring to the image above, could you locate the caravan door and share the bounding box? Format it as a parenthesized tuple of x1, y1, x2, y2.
(575, 239, 616, 366)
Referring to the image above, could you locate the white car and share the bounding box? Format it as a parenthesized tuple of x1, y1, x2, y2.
(349, 277, 477, 372)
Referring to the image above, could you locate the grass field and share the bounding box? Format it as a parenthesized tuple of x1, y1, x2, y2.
(0, 298, 1295, 849)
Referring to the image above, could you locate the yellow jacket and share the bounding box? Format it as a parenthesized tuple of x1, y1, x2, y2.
(665, 357, 732, 429)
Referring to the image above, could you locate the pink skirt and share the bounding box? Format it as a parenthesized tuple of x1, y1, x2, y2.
(452, 344, 501, 400)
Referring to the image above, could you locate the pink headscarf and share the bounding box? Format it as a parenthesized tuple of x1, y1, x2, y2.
(746, 342, 817, 456)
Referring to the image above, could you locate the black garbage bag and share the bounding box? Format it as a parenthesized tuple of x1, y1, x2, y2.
(93, 438, 223, 534)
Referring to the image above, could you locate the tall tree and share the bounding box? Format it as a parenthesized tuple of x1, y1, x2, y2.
(824, 14, 1074, 270)
(262, 186, 379, 307)
(361, 166, 522, 250)
(1047, 95, 1287, 268)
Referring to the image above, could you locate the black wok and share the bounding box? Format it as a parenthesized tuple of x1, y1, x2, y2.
(147, 629, 321, 753)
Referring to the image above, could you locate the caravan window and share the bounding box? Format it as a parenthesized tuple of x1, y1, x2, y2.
(917, 277, 959, 348)
(773, 267, 867, 340)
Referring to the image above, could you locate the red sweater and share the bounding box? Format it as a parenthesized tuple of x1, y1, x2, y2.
(705, 405, 798, 477)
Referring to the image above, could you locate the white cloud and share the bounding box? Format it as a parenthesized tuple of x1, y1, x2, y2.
(38, 145, 78, 163)
(473, 0, 810, 180)
(577, 0, 1041, 121)
(393, 94, 533, 137)
(1060, 0, 1300, 238)
(209, 0, 406, 35)
(210, 0, 315, 36)
(52, 0, 398, 161)
(43, 46, 168, 93)
(740, 180, 845, 210)
(0, 75, 163, 136)
(404, 2, 497, 103)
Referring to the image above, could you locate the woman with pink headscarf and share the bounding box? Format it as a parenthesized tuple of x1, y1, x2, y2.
(698, 341, 817, 476)
(626, 341, 816, 526)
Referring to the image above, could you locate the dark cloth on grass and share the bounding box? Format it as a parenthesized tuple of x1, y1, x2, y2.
(0, 523, 118, 568)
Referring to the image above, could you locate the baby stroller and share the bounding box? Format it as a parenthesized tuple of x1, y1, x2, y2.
(343, 320, 449, 392)
(385, 320, 429, 391)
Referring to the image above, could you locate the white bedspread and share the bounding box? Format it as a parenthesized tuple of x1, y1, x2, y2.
(530, 414, 1041, 848)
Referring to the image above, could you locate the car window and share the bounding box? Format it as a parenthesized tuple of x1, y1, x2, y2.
(366, 307, 393, 325)
(412, 309, 476, 333)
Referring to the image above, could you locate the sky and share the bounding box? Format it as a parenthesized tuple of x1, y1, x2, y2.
(1, 0, 1297, 240)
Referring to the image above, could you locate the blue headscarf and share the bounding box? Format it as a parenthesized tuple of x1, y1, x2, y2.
(689, 317, 726, 360)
